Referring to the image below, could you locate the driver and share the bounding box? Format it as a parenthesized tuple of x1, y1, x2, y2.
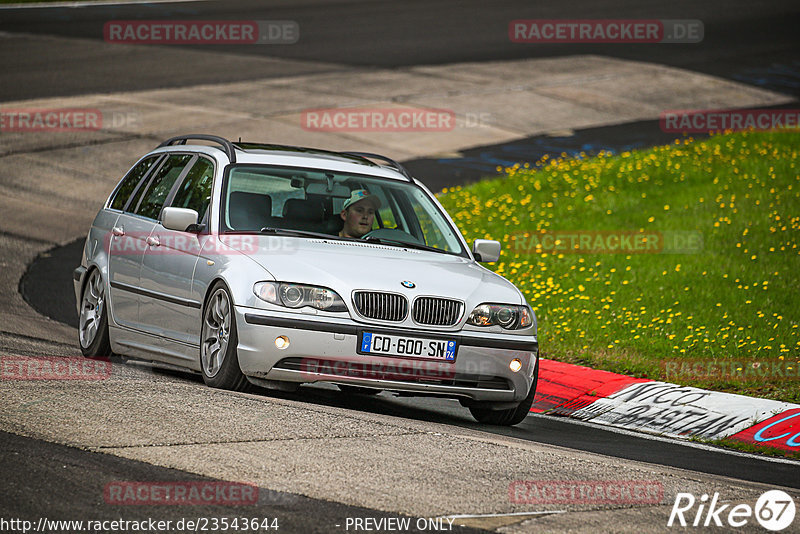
(339, 189, 381, 238)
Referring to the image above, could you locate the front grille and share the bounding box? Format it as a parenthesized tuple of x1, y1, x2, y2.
(412, 297, 463, 326)
(353, 291, 408, 322)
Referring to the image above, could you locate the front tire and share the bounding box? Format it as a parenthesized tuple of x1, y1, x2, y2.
(200, 282, 249, 391)
(468, 362, 539, 426)
(78, 269, 111, 358)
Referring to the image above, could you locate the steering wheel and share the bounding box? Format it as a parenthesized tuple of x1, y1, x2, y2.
(362, 228, 425, 246)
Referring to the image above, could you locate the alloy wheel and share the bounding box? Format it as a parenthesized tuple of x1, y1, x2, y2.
(201, 288, 232, 377)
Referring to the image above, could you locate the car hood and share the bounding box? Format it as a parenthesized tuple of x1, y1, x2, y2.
(228, 236, 524, 305)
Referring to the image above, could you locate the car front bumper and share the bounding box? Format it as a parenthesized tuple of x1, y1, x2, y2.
(234, 306, 538, 403)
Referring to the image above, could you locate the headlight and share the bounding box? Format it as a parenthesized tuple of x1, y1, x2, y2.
(467, 303, 533, 330)
(254, 282, 347, 312)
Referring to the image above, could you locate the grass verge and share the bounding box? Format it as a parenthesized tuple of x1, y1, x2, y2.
(438, 130, 799, 403)
(690, 436, 800, 461)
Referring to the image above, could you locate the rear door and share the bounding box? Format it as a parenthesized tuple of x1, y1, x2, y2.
(139, 155, 216, 346)
(109, 153, 194, 330)
(106, 154, 161, 329)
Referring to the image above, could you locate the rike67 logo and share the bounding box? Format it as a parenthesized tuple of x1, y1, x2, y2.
(668, 490, 796, 531)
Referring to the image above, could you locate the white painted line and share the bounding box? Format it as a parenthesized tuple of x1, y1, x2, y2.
(531, 413, 800, 466)
(444, 511, 567, 519)
(0, 0, 207, 10)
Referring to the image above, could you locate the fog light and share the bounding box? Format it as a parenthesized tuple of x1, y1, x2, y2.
(275, 336, 290, 350)
(509, 358, 522, 373)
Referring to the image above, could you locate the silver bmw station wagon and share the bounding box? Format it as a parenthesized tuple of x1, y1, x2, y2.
(74, 135, 539, 425)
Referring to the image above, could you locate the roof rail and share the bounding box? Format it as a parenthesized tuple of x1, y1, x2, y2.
(340, 151, 414, 182)
(158, 134, 237, 163)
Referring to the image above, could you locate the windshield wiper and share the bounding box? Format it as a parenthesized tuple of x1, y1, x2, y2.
(257, 228, 452, 254)
(259, 227, 340, 240)
(362, 236, 450, 255)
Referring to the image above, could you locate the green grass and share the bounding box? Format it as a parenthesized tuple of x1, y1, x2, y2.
(438, 130, 800, 403)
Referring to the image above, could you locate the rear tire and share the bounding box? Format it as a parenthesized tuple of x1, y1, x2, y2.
(468, 361, 539, 426)
(200, 282, 249, 392)
(78, 269, 111, 358)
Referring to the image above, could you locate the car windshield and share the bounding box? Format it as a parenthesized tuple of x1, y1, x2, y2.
(221, 164, 467, 256)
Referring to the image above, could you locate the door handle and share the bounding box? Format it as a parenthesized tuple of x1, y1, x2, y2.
(111, 226, 124, 237)
(146, 236, 160, 247)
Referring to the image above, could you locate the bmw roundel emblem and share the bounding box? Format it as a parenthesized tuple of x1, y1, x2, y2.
(401, 280, 416, 289)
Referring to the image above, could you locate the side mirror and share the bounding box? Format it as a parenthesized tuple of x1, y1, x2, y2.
(472, 239, 501, 263)
(162, 207, 199, 232)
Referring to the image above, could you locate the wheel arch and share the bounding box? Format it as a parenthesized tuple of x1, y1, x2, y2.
(79, 264, 103, 310)
(201, 276, 234, 310)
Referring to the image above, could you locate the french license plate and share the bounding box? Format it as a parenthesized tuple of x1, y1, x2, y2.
(360, 332, 457, 361)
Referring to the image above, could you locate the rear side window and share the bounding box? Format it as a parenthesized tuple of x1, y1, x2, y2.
(133, 154, 193, 220)
(109, 156, 159, 211)
(170, 157, 214, 220)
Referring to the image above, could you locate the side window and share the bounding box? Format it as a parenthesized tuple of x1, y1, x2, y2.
(170, 157, 214, 220)
(109, 156, 159, 211)
(405, 189, 461, 251)
(133, 154, 193, 220)
(373, 187, 406, 231)
(413, 203, 447, 248)
(377, 205, 397, 229)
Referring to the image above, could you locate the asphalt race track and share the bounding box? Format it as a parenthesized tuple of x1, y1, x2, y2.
(0, 0, 799, 100)
(2, 1, 800, 533)
(0, 431, 487, 534)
